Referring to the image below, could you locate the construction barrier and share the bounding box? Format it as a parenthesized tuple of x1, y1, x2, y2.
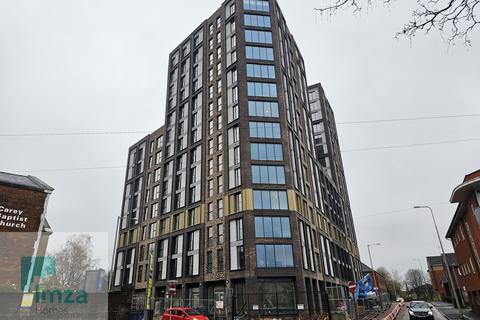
(380, 303, 402, 320)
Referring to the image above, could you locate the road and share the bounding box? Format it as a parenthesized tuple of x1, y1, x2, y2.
(395, 303, 449, 320)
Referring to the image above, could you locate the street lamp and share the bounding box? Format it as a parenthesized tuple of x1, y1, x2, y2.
(367, 243, 381, 297)
(413, 205, 463, 318)
(413, 258, 431, 301)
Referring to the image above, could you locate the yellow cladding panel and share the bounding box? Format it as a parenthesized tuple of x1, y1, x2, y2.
(194, 206, 203, 225)
(287, 190, 297, 212)
(243, 189, 253, 211)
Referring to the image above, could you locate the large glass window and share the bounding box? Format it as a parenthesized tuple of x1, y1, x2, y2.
(252, 165, 285, 184)
(249, 121, 281, 138)
(244, 0, 270, 12)
(253, 190, 288, 210)
(248, 101, 279, 117)
(257, 279, 296, 315)
(250, 143, 283, 161)
(246, 46, 274, 61)
(247, 82, 277, 97)
(255, 216, 291, 238)
(256, 244, 294, 268)
(230, 218, 244, 270)
(247, 64, 275, 78)
(245, 30, 272, 44)
(244, 14, 271, 28)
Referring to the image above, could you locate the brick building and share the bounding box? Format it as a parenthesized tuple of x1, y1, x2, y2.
(0, 171, 53, 316)
(446, 169, 480, 313)
(426, 254, 458, 302)
(109, 0, 361, 319)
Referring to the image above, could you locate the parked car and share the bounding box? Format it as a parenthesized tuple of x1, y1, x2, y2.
(162, 308, 209, 320)
(408, 301, 434, 320)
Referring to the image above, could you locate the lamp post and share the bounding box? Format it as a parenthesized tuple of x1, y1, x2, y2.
(413, 205, 463, 318)
(367, 243, 381, 298)
(413, 258, 431, 301)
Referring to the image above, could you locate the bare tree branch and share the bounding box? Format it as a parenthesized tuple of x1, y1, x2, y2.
(314, 0, 480, 45)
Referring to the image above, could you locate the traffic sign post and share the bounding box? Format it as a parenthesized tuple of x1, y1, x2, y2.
(348, 281, 356, 294)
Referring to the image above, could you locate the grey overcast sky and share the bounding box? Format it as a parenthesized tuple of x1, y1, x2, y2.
(1, 0, 479, 277)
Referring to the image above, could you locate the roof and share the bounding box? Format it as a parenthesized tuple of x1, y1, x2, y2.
(0, 172, 54, 193)
(360, 262, 373, 273)
(426, 253, 457, 267)
(450, 170, 480, 203)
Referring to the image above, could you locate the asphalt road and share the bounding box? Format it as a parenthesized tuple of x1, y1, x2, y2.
(396, 303, 449, 320)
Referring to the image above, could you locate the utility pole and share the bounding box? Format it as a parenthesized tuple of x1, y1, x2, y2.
(367, 243, 381, 300)
(414, 206, 463, 319)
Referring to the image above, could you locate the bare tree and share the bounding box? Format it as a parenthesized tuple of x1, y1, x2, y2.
(41, 234, 98, 290)
(405, 268, 424, 289)
(314, 0, 480, 45)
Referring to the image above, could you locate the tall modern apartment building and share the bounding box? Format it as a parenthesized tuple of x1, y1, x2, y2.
(110, 1, 360, 319)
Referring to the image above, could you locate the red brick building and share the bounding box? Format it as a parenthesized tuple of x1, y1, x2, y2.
(446, 169, 480, 313)
(0, 171, 53, 315)
(426, 254, 458, 302)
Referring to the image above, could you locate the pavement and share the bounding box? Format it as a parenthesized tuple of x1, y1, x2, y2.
(431, 302, 480, 320)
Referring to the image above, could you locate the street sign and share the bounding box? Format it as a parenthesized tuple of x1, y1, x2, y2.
(169, 284, 177, 295)
(348, 281, 356, 293)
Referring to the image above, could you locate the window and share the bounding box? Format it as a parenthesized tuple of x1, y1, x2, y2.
(208, 179, 214, 197)
(187, 209, 195, 226)
(247, 82, 277, 97)
(217, 224, 224, 244)
(114, 251, 124, 286)
(153, 185, 160, 199)
(209, 53, 214, 66)
(230, 218, 244, 270)
(256, 245, 294, 268)
(250, 143, 283, 161)
(207, 251, 213, 273)
(208, 139, 214, 155)
(244, 0, 270, 12)
(208, 226, 214, 247)
(217, 155, 224, 171)
(209, 23, 214, 35)
(217, 115, 223, 130)
(187, 230, 200, 276)
(248, 101, 279, 117)
(218, 176, 224, 193)
(208, 202, 214, 221)
(246, 46, 274, 61)
(217, 249, 224, 272)
(217, 16, 222, 28)
(149, 222, 157, 238)
(173, 214, 181, 230)
(232, 192, 243, 212)
(247, 64, 275, 78)
(252, 165, 286, 184)
(217, 96, 223, 111)
(217, 135, 223, 151)
(170, 235, 183, 278)
(124, 248, 136, 285)
(217, 199, 223, 218)
(151, 203, 158, 218)
(249, 121, 281, 138)
(245, 30, 272, 44)
(244, 14, 271, 27)
(253, 190, 288, 210)
(157, 239, 168, 280)
(255, 216, 291, 238)
(257, 279, 296, 315)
